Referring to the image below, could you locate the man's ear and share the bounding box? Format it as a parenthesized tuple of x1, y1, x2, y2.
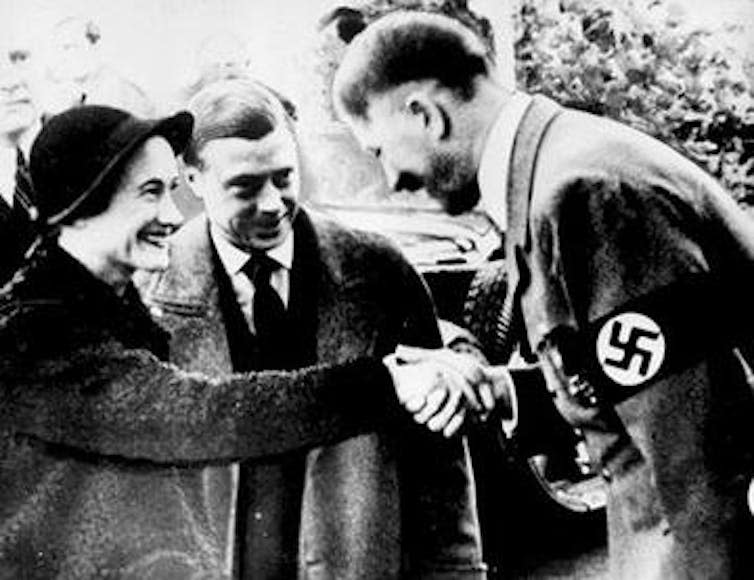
(405, 91, 450, 141)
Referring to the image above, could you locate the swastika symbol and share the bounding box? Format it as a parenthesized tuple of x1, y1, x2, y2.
(595, 312, 666, 387)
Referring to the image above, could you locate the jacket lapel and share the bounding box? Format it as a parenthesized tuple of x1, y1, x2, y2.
(143, 216, 234, 376)
(0, 194, 11, 221)
(287, 209, 328, 365)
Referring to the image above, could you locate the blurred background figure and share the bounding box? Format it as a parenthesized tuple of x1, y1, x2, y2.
(0, 25, 43, 284)
(44, 15, 155, 117)
(178, 31, 252, 106)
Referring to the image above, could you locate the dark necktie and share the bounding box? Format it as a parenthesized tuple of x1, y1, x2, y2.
(13, 147, 37, 220)
(245, 254, 291, 369)
(239, 255, 303, 579)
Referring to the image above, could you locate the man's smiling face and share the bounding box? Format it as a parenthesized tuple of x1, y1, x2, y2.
(190, 126, 301, 252)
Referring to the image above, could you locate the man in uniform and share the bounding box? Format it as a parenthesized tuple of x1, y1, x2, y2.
(333, 11, 754, 579)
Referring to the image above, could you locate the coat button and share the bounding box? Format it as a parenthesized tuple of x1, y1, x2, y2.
(601, 467, 612, 482)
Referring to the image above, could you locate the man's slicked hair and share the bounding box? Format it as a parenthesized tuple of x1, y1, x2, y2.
(184, 78, 294, 167)
(334, 11, 493, 120)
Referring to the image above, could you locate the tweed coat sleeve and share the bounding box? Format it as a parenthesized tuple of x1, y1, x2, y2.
(0, 315, 396, 465)
(376, 243, 486, 576)
(394, 251, 444, 349)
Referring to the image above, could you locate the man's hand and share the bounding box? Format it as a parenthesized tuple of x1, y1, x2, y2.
(395, 346, 491, 413)
(383, 354, 469, 437)
(383, 346, 516, 437)
(395, 346, 513, 416)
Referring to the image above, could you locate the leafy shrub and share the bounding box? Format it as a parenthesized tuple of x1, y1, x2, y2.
(515, 0, 754, 199)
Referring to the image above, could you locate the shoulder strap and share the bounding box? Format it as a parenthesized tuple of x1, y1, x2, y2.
(494, 95, 562, 362)
(506, 94, 562, 255)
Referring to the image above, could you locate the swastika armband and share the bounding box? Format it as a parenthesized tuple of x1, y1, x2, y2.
(581, 276, 728, 404)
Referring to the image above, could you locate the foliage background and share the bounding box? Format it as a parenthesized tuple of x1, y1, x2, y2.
(515, 0, 754, 200)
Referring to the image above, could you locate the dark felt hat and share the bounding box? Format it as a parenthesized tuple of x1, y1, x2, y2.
(30, 105, 194, 227)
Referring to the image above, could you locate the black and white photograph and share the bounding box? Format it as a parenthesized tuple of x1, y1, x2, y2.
(1, 1, 753, 578)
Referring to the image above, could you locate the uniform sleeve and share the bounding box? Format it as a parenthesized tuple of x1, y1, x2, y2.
(525, 170, 736, 469)
(0, 334, 396, 465)
(528, 173, 709, 349)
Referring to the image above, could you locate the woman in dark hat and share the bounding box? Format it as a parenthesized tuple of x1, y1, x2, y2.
(0, 105, 401, 579)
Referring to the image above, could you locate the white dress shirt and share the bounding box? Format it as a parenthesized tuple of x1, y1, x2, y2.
(210, 224, 294, 334)
(0, 123, 40, 208)
(0, 146, 16, 207)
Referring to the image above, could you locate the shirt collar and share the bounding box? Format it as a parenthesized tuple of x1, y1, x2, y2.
(18, 119, 41, 159)
(477, 92, 532, 232)
(210, 222, 294, 276)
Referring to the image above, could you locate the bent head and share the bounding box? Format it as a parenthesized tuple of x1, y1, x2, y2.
(30, 106, 193, 286)
(184, 78, 300, 252)
(332, 11, 495, 215)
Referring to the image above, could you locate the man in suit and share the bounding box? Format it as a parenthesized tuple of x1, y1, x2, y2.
(0, 29, 42, 284)
(1, 104, 412, 580)
(44, 15, 155, 117)
(333, 11, 754, 579)
(140, 78, 491, 579)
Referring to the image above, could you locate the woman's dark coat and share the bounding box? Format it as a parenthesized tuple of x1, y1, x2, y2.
(0, 243, 399, 580)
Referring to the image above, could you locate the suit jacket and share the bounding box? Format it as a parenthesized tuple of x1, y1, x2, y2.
(0, 242, 399, 580)
(507, 96, 754, 579)
(141, 209, 486, 579)
(0, 151, 36, 286)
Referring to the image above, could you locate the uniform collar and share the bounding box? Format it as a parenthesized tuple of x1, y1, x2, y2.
(477, 92, 532, 231)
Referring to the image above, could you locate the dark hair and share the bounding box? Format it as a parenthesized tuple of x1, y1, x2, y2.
(334, 11, 493, 119)
(183, 79, 295, 167)
(320, 2, 495, 54)
(71, 165, 125, 221)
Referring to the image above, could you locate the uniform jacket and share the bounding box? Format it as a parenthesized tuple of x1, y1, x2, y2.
(507, 95, 754, 579)
(0, 241, 401, 580)
(140, 209, 486, 579)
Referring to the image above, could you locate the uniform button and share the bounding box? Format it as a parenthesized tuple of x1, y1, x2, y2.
(601, 467, 612, 482)
(254, 511, 263, 521)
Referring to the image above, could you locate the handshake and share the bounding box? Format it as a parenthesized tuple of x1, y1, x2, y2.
(383, 345, 515, 438)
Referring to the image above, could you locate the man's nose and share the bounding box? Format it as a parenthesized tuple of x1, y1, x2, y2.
(0, 65, 22, 92)
(256, 181, 285, 214)
(158, 191, 184, 229)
